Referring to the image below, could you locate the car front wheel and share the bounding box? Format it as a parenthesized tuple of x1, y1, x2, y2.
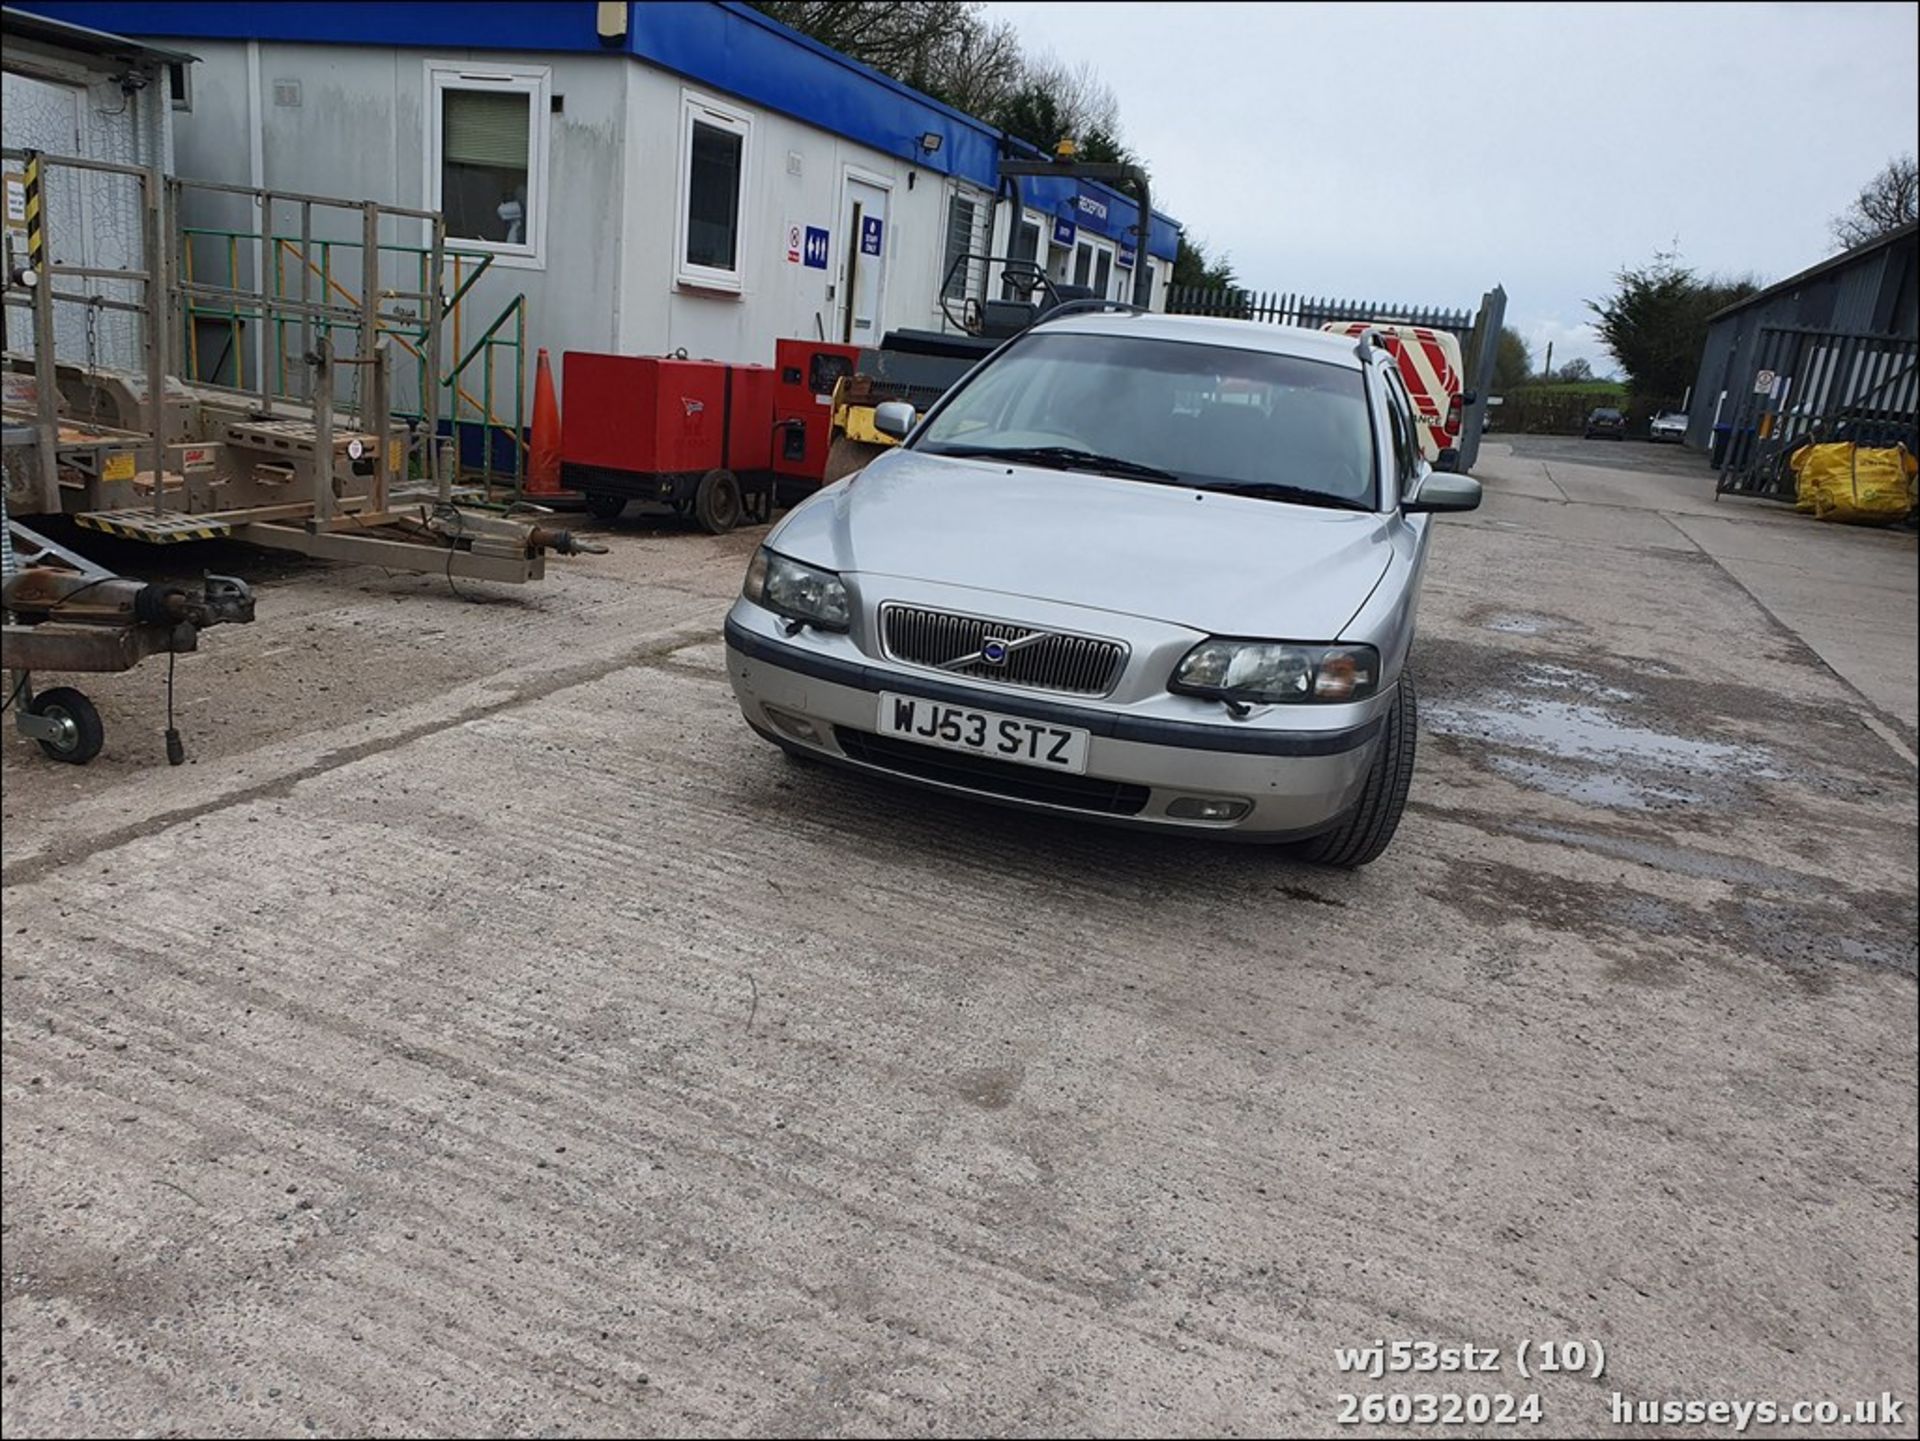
(1290, 671, 1417, 869)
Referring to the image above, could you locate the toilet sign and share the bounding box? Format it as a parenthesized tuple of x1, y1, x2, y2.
(803, 225, 830, 269)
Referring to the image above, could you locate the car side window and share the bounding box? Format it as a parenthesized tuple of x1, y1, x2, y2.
(1381, 367, 1420, 493)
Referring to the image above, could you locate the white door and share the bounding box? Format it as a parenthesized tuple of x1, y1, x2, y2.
(839, 173, 890, 345)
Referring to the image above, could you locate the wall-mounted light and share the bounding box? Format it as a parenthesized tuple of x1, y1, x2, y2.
(917, 132, 943, 155)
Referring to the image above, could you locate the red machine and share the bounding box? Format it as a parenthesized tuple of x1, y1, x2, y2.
(560, 354, 776, 533)
(559, 342, 861, 532)
(772, 339, 859, 500)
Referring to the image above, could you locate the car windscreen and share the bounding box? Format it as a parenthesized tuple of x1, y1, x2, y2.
(913, 331, 1378, 507)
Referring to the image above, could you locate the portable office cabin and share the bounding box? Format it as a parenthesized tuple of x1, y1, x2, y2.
(19, 0, 1181, 429)
(1, 6, 190, 371)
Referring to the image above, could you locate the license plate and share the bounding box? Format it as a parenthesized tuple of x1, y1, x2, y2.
(876, 692, 1090, 774)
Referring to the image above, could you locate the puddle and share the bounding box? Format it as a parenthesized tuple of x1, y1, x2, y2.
(1515, 662, 1637, 703)
(1508, 822, 1805, 889)
(1486, 755, 1701, 811)
(1479, 612, 1561, 635)
(1425, 698, 1780, 777)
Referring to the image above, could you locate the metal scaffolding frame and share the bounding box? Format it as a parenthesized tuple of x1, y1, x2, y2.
(2, 148, 588, 583)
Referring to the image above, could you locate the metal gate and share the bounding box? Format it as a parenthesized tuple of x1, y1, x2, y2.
(1715, 325, 1919, 500)
(1164, 283, 1506, 471)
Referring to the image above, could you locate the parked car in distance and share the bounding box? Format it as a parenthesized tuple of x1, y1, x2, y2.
(1584, 407, 1626, 439)
(724, 312, 1482, 868)
(1649, 410, 1688, 444)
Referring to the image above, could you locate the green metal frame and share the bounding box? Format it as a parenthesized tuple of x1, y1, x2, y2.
(179, 225, 528, 492)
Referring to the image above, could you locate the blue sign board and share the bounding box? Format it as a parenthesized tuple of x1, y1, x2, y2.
(1052, 215, 1077, 249)
(1118, 244, 1136, 269)
(1075, 191, 1109, 223)
(803, 225, 830, 269)
(860, 214, 884, 257)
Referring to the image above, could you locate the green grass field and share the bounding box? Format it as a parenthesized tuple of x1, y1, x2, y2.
(1505, 380, 1629, 397)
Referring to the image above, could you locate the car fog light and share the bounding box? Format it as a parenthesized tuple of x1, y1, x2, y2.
(1167, 796, 1251, 821)
(764, 706, 824, 745)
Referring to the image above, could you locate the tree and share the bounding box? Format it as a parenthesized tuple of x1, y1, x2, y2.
(1555, 357, 1594, 383)
(756, 3, 1143, 170)
(1830, 154, 1919, 249)
(1588, 250, 1759, 402)
(994, 80, 1066, 155)
(1170, 233, 1237, 291)
(749, 1, 1023, 116)
(1078, 125, 1138, 168)
(1491, 326, 1531, 392)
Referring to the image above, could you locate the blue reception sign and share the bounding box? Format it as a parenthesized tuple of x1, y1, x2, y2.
(860, 214, 884, 256)
(1052, 215, 1077, 248)
(802, 225, 830, 269)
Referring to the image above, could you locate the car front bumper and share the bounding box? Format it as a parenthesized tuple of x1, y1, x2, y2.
(723, 605, 1385, 840)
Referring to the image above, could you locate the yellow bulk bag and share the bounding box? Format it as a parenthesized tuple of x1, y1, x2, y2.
(1789, 442, 1916, 524)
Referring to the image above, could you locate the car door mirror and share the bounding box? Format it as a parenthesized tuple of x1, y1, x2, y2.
(1404, 470, 1482, 513)
(1434, 446, 1462, 473)
(873, 401, 916, 440)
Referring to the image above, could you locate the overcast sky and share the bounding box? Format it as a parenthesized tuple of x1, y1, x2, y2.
(985, 1, 1919, 375)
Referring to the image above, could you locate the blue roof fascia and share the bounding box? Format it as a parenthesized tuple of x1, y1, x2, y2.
(17, 1, 1178, 248)
(11, 1, 610, 51)
(635, 3, 999, 188)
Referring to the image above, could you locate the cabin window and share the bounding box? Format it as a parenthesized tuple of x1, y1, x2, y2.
(678, 91, 753, 291)
(428, 64, 550, 267)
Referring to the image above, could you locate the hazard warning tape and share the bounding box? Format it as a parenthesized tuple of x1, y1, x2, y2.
(23, 152, 44, 270)
(76, 514, 231, 543)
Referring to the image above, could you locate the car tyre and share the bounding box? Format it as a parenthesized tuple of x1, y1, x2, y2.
(693, 468, 743, 534)
(1290, 671, 1417, 869)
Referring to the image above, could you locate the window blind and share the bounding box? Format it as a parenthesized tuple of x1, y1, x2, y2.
(444, 89, 529, 168)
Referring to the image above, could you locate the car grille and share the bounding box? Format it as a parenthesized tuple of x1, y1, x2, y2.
(879, 604, 1125, 697)
(834, 728, 1149, 816)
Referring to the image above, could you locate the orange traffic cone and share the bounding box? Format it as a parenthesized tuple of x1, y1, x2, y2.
(527, 347, 562, 496)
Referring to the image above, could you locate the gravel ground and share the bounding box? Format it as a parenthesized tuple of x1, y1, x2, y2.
(2, 445, 1915, 1438)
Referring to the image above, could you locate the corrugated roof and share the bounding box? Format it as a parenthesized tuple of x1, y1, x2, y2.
(1707, 220, 1919, 324)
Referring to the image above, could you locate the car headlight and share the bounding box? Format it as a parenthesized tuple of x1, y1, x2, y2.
(743, 547, 850, 631)
(1170, 639, 1380, 704)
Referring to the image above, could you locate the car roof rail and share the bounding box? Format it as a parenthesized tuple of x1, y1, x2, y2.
(1352, 327, 1394, 363)
(1032, 298, 1148, 326)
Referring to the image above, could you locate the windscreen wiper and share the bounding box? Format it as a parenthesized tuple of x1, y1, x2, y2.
(1199, 482, 1373, 512)
(927, 444, 1182, 484)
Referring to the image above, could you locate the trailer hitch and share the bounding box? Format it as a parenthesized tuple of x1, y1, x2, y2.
(525, 525, 608, 557)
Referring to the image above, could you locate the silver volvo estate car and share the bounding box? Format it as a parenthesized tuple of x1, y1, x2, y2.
(722, 310, 1481, 866)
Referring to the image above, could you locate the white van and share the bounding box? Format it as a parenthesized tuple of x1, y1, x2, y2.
(1321, 322, 1469, 461)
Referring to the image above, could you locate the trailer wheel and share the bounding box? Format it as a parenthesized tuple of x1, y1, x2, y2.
(27, 687, 105, 765)
(585, 492, 626, 522)
(693, 468, 743, 534)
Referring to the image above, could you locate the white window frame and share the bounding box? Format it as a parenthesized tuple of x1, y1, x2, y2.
(940, 183, 987, 304)
(676, 89, 753, 294)
(425, 60, 551, 271)
(999, 208, 1048, 301)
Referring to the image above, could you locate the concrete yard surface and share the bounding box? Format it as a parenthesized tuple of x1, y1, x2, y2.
(2, 439, 1916, 1437)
